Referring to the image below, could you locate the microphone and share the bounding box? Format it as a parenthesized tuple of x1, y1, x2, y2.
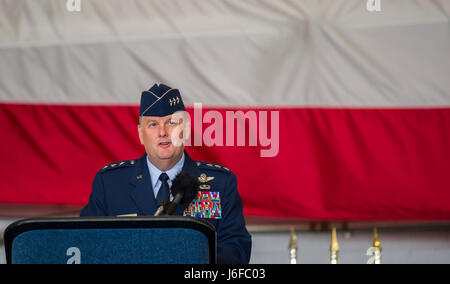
(165, 172, 199, 215)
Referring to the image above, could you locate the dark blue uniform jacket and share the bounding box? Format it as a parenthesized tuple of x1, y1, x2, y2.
(80, 151, 251, 264)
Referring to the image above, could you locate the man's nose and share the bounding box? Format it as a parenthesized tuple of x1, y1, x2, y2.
(158, 124, 168, 137)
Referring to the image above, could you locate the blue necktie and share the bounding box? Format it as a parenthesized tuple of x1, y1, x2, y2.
(156, 173, 170, 206)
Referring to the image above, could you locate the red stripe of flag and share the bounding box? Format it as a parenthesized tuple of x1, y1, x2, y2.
(1, 103, 449, 220)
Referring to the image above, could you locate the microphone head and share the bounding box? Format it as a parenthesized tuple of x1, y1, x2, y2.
(171, 172, 199, 205)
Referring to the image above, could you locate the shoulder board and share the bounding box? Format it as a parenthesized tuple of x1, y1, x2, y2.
(101, 159, 137, 172)
(195, 161, 232, 174)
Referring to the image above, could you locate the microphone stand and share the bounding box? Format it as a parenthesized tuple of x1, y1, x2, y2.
(154, 201, 170, 216)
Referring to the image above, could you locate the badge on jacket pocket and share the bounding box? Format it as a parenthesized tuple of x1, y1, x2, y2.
(183, 191, 222, 219)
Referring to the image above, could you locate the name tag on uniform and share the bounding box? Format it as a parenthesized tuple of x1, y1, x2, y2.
(183, 191, 222, 219)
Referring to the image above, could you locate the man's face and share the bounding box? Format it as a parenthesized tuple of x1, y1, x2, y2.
(138, 114, 185, 168)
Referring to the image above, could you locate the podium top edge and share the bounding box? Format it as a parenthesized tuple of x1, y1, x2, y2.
(5, 216, 215, 234)
(3, 216, 216, 247)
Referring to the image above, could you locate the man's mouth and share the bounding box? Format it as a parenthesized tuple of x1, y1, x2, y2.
(159, 142, 171, 148)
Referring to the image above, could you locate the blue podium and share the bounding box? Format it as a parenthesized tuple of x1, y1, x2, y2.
(4, 216, 216, 264)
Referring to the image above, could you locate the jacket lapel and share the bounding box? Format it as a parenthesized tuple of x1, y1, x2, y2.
(173, 151, 200, 216)
(129, 154, 158, 216)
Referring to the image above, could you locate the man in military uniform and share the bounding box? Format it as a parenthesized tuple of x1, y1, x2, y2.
(81, 83, 251, 264)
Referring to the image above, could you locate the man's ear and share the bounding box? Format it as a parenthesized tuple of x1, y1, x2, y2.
(137, 124, 144, 145)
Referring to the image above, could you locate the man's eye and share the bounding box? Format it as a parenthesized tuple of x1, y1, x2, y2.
(149, 123, 158, 127)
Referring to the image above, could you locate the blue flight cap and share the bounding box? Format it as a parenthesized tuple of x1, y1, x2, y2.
(139, 83, 186, 117)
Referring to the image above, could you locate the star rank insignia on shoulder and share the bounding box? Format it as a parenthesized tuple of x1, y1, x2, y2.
(101, 159, 136, 172)
(195, 161, 232, 174)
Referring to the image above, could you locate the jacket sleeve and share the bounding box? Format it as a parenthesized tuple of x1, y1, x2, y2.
(216, 173, 252, 264)
(80, 172, 107, 216)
